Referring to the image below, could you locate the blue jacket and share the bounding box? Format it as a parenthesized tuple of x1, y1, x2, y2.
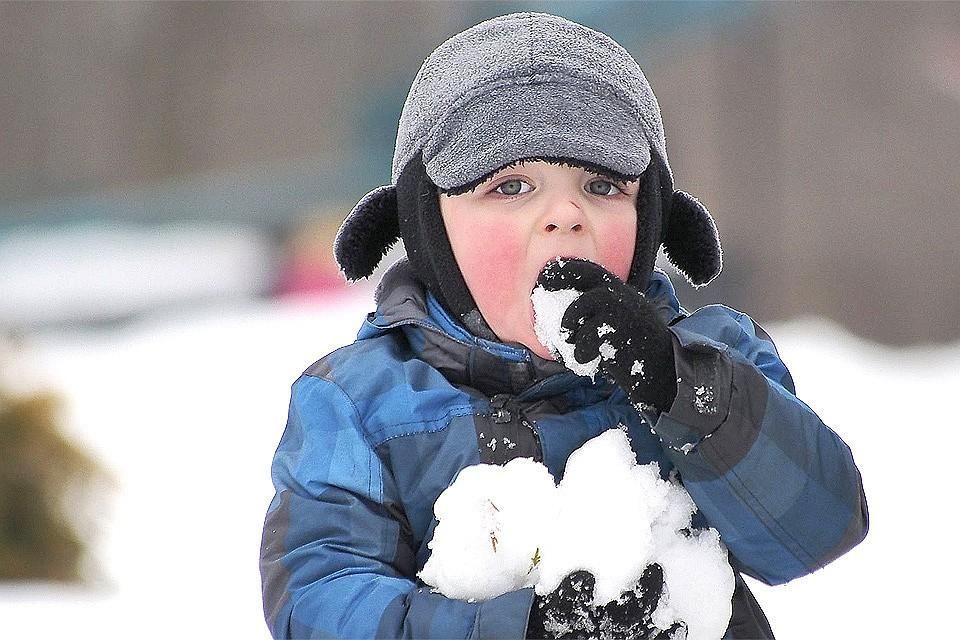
(260, 261, 868, 639)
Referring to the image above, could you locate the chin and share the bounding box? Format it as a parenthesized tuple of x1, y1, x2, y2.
(489, 320, 554, 361)
(528, 343, 556, 361)
(519, 325, 555, 361)
(481, 297, 556, 360)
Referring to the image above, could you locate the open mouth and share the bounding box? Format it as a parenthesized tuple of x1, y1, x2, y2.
(535, 255, 583, 281)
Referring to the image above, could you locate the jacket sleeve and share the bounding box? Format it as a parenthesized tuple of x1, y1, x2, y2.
(260, 374, 534, 639)
(652, 306, 868, 586)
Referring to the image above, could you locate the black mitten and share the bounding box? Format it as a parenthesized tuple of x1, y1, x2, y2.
(536, 259, 678, 413)
(527, 566, 686, 640)
(594, 564, 687, 640)
(527, 570, 598, 639)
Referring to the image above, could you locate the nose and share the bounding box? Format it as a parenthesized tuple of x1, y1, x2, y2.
(541, 197, 586, 234)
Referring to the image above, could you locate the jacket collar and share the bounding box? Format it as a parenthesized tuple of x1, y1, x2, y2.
(358, 259, 683, 398)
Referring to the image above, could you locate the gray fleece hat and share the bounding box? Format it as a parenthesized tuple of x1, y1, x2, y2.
(391, 12, 665, 190)
(335, 12, 721, 302)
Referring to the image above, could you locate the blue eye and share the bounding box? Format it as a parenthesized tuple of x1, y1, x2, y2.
(586, 179, 624, 196)
(495, 179, 533, 196)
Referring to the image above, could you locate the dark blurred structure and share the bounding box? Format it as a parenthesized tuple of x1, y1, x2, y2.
(0, 389, 102, 582)
(1, 1, 957, 345)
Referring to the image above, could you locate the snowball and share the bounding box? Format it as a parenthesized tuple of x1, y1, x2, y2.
(419, 429, 734, 640)
(531, 285, 600, 378)
(419, 457, 559, 601)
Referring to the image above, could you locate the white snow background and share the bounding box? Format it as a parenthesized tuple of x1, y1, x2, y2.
(1, 286, 957, 638)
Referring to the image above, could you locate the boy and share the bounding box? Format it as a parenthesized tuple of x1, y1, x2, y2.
(260, 12, 867, 639)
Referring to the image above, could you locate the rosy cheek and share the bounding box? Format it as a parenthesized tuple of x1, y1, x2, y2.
(458, 223, 523, 308)
(598, 220, 638, 281)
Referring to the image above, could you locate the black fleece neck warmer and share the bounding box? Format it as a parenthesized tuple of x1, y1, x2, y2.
(396, 153, 498, 340)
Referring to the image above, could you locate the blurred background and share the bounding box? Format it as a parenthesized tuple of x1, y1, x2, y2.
(1, 1, 957, 638)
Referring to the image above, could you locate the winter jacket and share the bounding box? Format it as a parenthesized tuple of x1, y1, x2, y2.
(260, 260, 868, 639)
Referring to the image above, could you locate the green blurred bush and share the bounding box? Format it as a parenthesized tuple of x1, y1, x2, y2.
(1, 391, 104, 581)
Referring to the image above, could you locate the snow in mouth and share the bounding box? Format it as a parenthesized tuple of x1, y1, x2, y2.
(531, 285, 601, 378)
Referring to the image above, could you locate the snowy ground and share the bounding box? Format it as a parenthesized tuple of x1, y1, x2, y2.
(0, 223, 276, 328)
(0, 287, 955, 639)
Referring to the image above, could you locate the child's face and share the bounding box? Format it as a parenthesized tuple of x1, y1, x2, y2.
(439, 160, 638, 360)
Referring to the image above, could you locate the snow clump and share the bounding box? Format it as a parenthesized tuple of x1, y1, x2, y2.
(418, 457, 558, 601)
(419, 429, 735, 640)
(531, 285, 600, 378)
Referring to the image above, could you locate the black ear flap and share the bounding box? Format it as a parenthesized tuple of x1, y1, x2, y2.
(662, 190, 722, 287)
(333, 185, 400, 280)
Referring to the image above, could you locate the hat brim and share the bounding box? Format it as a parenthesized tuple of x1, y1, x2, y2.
(421, 79, 653, 190)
